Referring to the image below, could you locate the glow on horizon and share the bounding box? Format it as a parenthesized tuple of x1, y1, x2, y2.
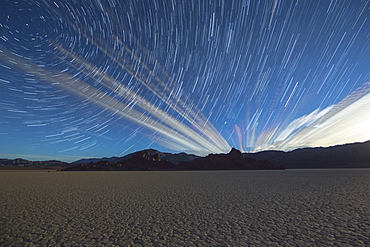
(252, 82, 370, 152)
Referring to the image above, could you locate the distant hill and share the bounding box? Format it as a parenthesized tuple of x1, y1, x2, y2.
(69, 141, 370, 170)
(65, 149, 179, 171)
(177, 148, 282, 170)
(72, 149, 199, 165)
(243, 141, 370, 169)
(63, 148, 282, 171)
(72, 157, 119, 164)
(3, 141, 370, 170)
(0, 159, 70, 170)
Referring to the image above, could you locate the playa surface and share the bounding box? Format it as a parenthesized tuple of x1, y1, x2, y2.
(1, 169, 369, 246)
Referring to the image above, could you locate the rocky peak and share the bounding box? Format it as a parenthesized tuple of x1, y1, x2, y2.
(142, 152, 161, 162)
(228, 148, 242, 157)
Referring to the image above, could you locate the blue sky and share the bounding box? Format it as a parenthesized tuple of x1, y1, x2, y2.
(0, 0, 369, 162)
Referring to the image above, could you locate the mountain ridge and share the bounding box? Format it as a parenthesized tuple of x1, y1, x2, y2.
(243, 140, 370, 169)
(2, 141, 370, 170)
(0, 158, 70, 170)
(63, 147, 282, 171)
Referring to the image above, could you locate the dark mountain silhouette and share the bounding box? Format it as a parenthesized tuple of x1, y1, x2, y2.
(65, 149, 178, 171)
(65, 141, 370, 171)
(177, 148, 278, 170)
(72, 157, 119, 164)
(63, 148, 281, 171)
(0, 158, 70, 170)
(3, 141, 370, 170)
(73, 149, 199, 165)
(243, 141, 370, 169)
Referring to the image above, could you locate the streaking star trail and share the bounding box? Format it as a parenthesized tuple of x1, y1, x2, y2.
(0, 0, 369, 162)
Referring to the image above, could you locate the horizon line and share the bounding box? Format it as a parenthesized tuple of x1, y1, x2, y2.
(1, 140, 369, 163)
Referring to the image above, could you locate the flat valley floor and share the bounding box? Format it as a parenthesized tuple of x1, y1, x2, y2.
(1, 169, 369, 246)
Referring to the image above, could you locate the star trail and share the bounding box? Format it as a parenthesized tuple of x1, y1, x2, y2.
(0, 0, 369, 162)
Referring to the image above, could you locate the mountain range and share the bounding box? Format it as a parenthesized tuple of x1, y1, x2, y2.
(64, 148, 280, 171)
(0, 158, 70, 170)
(243, 140, 370, 169)
(1, 141, 370, 170)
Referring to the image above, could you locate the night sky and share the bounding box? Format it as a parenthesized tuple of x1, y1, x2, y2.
(1, 0, 369, 162)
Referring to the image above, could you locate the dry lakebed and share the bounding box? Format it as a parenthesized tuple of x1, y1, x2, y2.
(1, 169, 369, 246)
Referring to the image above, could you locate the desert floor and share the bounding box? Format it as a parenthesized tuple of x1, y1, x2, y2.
(1, 169, 369, 246)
